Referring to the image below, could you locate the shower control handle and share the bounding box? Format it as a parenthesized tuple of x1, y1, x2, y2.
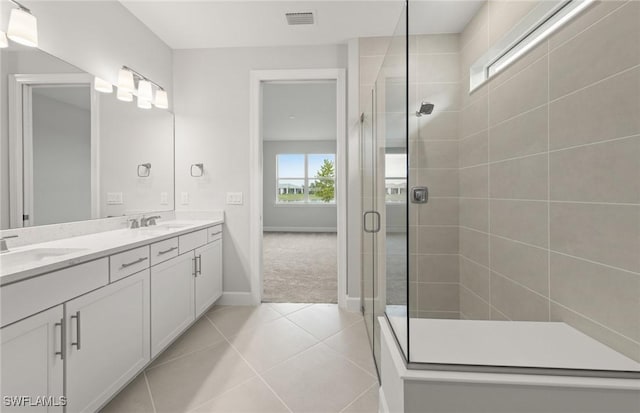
(411, 187, 429, 204)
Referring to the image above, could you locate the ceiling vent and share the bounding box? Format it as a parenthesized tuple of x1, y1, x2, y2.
(285, 12, 314, 26)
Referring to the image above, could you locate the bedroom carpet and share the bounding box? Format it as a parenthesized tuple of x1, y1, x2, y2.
(263, 232, 337, 303)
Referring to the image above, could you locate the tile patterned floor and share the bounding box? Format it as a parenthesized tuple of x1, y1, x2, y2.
(100, 304, 379, 413)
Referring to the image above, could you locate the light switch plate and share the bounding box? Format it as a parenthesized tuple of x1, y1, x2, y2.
(180, 192, 189, 205)
(160, 192, 168, 205)
(226, 192, 243, 205)
(106, 192, 123, 205)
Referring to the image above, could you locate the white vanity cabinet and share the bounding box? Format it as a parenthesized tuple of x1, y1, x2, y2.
(150, 252, 196, 358)
(65, 270, 150, 413)
(0, 306, 64, 413)
(195, 235, 222, 317)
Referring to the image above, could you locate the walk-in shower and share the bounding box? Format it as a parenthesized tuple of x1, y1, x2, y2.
(360, 0, 639, 410)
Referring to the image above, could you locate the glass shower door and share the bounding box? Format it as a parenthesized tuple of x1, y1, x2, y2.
(361, 89, 379, 373)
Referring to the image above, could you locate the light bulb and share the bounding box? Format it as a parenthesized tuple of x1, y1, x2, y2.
(117, 87, 133, 102)
(7, 8, 38, 47)
(154, 90, 168, 109)
(94, 77, 113, 94)
(0, 31, 8, 48)
(137, 80, 153, 103)
(117, 68, 135, 94)
(137, 96, 152, 109)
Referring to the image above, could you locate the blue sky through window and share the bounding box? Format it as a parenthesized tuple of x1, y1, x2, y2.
(277, 154, 304, 178)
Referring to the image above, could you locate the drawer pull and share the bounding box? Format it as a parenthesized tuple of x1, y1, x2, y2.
(55, 319, 64, 360)
(210, 231, 222, 236)
(71, 311, 81, 350)
(158, 246, 178, 255)
(120, 257, 148, 269)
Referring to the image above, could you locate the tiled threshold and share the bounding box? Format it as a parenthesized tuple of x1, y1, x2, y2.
(100, 303, 379, 413)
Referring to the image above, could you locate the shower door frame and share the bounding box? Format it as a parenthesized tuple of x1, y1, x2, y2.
(248, 68, 348, 307)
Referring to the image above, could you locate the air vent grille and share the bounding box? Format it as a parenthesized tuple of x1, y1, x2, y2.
(285, 12, 314, 25)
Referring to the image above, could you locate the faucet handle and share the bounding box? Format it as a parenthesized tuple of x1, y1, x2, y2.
(145, 216, 161, 226)
(0, 235, 18, 253)
(128, 218, 140, 229)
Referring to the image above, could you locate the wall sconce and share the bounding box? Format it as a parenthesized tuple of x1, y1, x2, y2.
(137, 163, 151, 177)
(190, 164, 204, 177)
(6, 1, 38, 48)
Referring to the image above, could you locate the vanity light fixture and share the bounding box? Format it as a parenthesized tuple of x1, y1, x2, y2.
(117, 87, 133, 102)
(0, 32, 8, 48)
(117, 67, 136, 94)
(137, 96, 152, 109)
(118, 66, 169, 110)
(94, 77, 113, 94)
(137, 79, 153, 103)
(154, 89, 169, 109)
(6, 1, 38, 47)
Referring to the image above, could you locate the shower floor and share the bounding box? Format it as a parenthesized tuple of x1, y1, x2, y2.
(386, 311, 640, 372)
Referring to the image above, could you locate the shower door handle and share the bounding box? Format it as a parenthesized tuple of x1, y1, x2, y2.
(363, 211, 381, 233)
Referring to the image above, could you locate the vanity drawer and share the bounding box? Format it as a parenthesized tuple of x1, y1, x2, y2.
(1, 258, 109, 327)
(150, 237, 179, 266)
(110, 246, 150, 282)
(179, 229, 207, 254)
(207, 225, 223, 242)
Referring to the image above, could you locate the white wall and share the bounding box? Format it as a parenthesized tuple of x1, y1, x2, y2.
(32, 91, 91, 225)
(263, 140, 337, 232)
(174, 44, 347, 293)
(99, 92, 174, 218)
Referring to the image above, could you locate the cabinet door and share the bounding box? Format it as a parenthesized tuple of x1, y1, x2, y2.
(1, 306, 64, 413)
(65, 270, 150, 413)
(195, 239, 222, 318)
(151, 252, 195, 358)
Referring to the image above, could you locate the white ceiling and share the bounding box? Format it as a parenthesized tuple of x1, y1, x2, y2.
(262, 81, 336, 141)
(120, 1, 484, 50)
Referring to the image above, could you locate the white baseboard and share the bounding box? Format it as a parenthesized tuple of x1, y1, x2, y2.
(217, 292, 255, 306)
(346, 295, 361, 312)
(263, 227, 337, 233)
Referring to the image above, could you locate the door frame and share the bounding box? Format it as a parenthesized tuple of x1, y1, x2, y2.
(8, 73, 100, 227)
(249, 69, 347, 308)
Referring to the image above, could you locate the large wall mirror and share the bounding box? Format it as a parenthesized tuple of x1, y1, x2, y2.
(1, 46, 174, 229)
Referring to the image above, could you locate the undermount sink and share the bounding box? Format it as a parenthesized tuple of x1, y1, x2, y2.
(0, 248, 88, 267)
(139, 223, 193, 233)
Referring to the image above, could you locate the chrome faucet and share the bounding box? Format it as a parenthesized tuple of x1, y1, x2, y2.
(0, 235, 18, 254)
(128, 218, 140, 229)
(141, 216, 161, 227)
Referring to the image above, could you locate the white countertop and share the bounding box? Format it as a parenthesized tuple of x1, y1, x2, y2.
(0, 219, 223, 286)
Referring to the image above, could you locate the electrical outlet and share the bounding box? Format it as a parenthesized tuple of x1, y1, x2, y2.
(180, 192, 189, 205)
(106, 192, 123, 205)
(226, 192, 243, 205)
(160, 192, 168, 205)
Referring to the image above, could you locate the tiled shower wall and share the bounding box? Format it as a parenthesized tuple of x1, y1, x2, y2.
(458, 0, 640, 361)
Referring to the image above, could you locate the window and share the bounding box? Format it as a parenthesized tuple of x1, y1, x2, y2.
(276, 153, 336, 204)
(470, 0, 594, 92)
(385, 153, 406, 203)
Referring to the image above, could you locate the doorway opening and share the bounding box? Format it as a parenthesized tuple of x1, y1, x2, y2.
(261, 81, 338, 303)
(250, 69, 347, 307)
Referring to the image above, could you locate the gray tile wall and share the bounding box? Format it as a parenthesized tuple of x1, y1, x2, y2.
(458, 0, 640, 362)
(410, 34, 461, 319)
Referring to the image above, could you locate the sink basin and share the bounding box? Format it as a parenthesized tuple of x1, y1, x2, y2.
(0, 248, 87, 268)
(138, 223, 193, 234)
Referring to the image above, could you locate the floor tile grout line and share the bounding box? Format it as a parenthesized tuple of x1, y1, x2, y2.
(338, 382, 379, 413)
(145, 321, 228, 371)
(142, 371, 157, 413)
(206, 319, 295, 413)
